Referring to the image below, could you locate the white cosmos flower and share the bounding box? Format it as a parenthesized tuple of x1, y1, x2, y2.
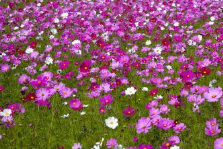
(174, 22, 179, 26)
(154, 95, 163, 99)
(0, 109, 12, 117)
(209, 21, 214, 25)
(198, 35, 202, 42)
(166, 65, 172, 70)
(210, 16, 215, 21)
(61, 114, 69, 118)
(142, 87, 149, 91)
(128, 48, 135, 53)
(170, 145, 180, 149)
(83, 104, 89, 107)
(62, 102, 68, 105)
(45, 57, 53, 65)
(105, 117, 118, 129)
(125, 87, 137, 95)
(51, 28, 57, 34)
(80, 111, 86, 115)
(61, 12, 68, 19)
(153, 46, 162, 54)
(72, 40, 81, 45)
(145, 40, 151, 46)
(25, 47, 34, 54)
(54, 18, 59, 23)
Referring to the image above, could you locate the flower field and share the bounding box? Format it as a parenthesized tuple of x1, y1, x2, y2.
(0, 0, 223, 148)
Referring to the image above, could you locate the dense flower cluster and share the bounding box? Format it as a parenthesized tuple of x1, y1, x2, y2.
(0, 0, 223, 148)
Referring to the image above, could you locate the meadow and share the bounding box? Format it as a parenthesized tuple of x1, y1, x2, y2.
(0, 0, 223, 149)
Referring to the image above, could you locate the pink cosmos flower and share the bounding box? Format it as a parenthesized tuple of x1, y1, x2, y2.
(214, 138, 223, 149)
(136, 117, 152, 134)
(205, 118, 221, 136)
(72, 143, 82, 149)
(159, 104, 170, 114)
(106, 138, 117, 148)
(138, 144, 153, 149)
(157, 118, 174, 130)
(59, 87, 73, 98)
(36, 88, 49, 101)
(168, 136, 180, 145)
(18, 74, 31, 84)
(59, 60, 70, 70)
(204, 87, 222, 102)
(99, 94, 114, 106)
(1, 64, 10, 72)
(149, 108, 160, 117)
(69, 99, 83, 111)
(173, 123, 186, 133)
(205, 126, 221, 136)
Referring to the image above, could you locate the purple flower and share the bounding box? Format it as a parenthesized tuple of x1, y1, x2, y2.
(106, 138, 117, 148)
(204, 87, 222, 102)
(205, 125, 221, 136)
(173, 123, 186, 133)
(1, 64, 10, 72)
(138, 144, 153, 149)
(36, 88, 50, 101)
(168, 136, 180, 145)
(123, 106, 136, 117)
(149, 108, 160, 117)
(18, 74, 30, 84)
(72, 143, 82, 149)
(99, 94, 114, 106)
(69, 99, 83, 111)
(59, 87, 73, 98)
(136, 117, 152, 134)
(157, 118, 174, 130)
(214, 138, 223, 149)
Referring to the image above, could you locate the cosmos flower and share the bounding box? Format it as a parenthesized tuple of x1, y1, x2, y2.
(173, 123, 186, 133)
(72, 143, 82, 149)
(204, 87, 222, 102)
(106, 138, 118, 148)
(99, 94, 114, 106)
(45, 57, 53, 65)
(138, 144, 153, 149)
(125, 87, 137, 96)
(36, 88, 49, 101)
(0, 109, 12, 117)
(69, 99, 83, 111)
(136, 117, 152, 134)
(214, 138, 223, 149)
(157, 118, 174, 130)
(105, 117, 118, 129)
(123, 106, 135, 117)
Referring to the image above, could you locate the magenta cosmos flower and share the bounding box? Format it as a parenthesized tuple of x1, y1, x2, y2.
(136, 117, 152, 134)
(99, 94, 114, 106)
(204, 87, 222, 102)
(173, 123, 186, 133)
(214, 138, 223, 149)
(157, 118, 174, 130)
(123, 106, 135, 117)
(138, 144, 153, 149)
(106, 138, 117, 148)
(180, 71, 195, 82)
(69, 99, 83, 111)
(79, 60, 91, 73)
(59, 60, 70, 70)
